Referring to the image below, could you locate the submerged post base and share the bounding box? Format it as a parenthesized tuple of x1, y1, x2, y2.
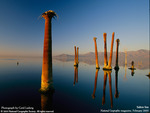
(103, 66, 112, 70)
(92, 94, 95, 99)
(114, 91, 120, 98)
(39, 87, 55, 94)
(146, 73, 150, 79)
(128, 67, 136, 70)
(96, 67, 100, 69)
(114, 66, 119, 70)
(39, 81, 54, 94)
(74, 64, 78, 67)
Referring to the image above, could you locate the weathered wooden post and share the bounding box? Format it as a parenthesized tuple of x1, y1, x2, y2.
(114, 39, 120, 70)
(93, 37, 100, 69)
(74, 46, 78, 66)
(40, 10, 57, 92)
(107, 32, 115, 70)
(103, 33, 108, 69)
(103, 32, 115, 70)
(131, 61, 134, 69)
(129, 61, 136, 70)
(92, 69, 99, 99)
(124, 50, 127, 65)
(77, 47, 79, 64)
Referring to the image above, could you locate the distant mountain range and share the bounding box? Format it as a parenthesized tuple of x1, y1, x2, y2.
(53, 49, 149, 69)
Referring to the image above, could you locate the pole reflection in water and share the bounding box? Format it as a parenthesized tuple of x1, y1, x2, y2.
(123, 64, 127, 81)
(73, 66, 78, 86)
(41, 92, 54, 111)
(114, 69, 119, 98)
(102, 70, 107, 105)
(92, 69, 99, 99)
(102, 70, 113, 108)
(131, 69, 135, 76)
(128, 61, 136, 76)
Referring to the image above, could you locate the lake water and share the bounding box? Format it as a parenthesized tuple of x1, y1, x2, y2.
(0, 58, 149, 113)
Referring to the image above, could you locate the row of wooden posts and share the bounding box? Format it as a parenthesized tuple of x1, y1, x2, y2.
(74, 32, 120, 70)
(39, 10, 138, 95)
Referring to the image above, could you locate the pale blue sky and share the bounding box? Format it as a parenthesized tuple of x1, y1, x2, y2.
(0, 0, 149, 56)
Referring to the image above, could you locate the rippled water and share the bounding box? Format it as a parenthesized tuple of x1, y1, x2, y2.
(0, 58, 149, 113)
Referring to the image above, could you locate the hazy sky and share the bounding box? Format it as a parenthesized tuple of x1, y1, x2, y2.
(0, 0, 149, 57)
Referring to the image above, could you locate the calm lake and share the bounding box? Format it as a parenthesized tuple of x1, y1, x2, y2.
(0, 58, 149, 113)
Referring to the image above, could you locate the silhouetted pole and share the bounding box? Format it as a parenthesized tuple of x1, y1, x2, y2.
(93, 37, 100, 69)
(114, 39, 120, 70)
(74, 46, 77, 66)
(108, 32, 115, 69)
(92, 69, 99, 99)
(40, 10, 57, 92)
(102, 71, 107, 105)
(103, 33, 108, 69)
(115, 70, 119, 98)
(108, 71, 113, 108)
(77, 47, 79, 64)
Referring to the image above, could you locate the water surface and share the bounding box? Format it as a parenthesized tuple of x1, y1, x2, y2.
(0, 58, 149, 113)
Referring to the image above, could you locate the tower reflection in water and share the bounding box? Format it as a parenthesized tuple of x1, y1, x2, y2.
(102, 70, 113, 108)
(92, 69, 99, 99)
(73, 66, 78, 86)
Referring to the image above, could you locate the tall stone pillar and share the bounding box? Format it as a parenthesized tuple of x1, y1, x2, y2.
(114, 39, 120, 70)
(108, 32, 115, 69)
(40, 10, 57, 92)
(103, 33, 108, 69)
(93, 37, 100, 69)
